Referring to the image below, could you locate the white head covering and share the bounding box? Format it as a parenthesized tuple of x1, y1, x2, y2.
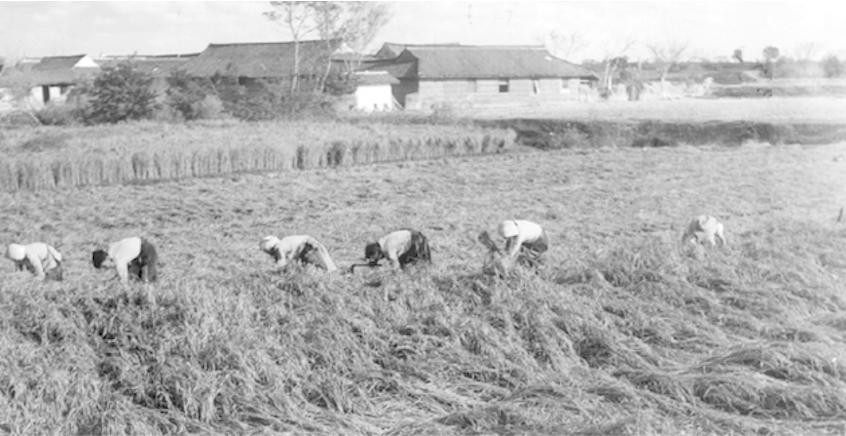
(6, 243, 26, 261)
(498, 220, 519, 238)
(260, 236, 280, 253)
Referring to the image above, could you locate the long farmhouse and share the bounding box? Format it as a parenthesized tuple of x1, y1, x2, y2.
(0, 54, 100, 109)
(364, 43, 599, 109)
(181, 40, 343, 85)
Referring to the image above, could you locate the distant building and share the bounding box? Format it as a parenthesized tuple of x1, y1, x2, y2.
(181, 40, 344, 88)
(374, 42, 461, 60)
(0, 54, 100, 109)
(352, 71, 399, 112)
(97, 53, 198, 76)
(97, 53, 199, 95)
(363, 43, 598, 109)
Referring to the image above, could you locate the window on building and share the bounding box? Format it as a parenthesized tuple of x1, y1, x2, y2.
(532, 79, 540, 95)
(238, 76, 249, 86)
(498, 79, 509, 93)
(42, 86, 50, 103)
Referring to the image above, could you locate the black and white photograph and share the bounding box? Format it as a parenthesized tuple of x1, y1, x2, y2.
(1, 1, 845, 434)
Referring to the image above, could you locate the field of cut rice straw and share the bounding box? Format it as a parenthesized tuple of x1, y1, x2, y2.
(0, 120, 513, 192)
(2, 141, 846, 435)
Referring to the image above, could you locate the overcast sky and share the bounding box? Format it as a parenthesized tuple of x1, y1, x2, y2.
(1, 1, 844, 62)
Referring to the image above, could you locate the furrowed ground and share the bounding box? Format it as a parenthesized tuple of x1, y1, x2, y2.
(2, 142, 846, 435)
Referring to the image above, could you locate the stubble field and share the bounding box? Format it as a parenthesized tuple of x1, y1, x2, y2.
(2, 141, 846, 435)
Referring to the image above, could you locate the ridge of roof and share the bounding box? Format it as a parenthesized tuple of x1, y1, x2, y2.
(406, 45, 546, 50)
(100, 53, 200, 59)
(39, 54, 88, 60)
(206, 39, 338, 48)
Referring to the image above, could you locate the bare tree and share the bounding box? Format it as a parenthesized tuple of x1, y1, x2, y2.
(312, 2, 390, 90)
(793, 41, 820, 62)
(546, 30, 587, 61)
(264, 2, 319, 93)
(264, 1, 390, 94)
(598, 39, 635, 97)
(647, 40, 689, 97)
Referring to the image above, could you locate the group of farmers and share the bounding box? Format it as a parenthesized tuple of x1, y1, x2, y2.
(4, 215, 726, 283)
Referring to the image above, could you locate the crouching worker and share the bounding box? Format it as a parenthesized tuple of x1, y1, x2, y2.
(260, 235, 338, 272)
(498, 220, 549, 267)
(92, 236, 158, 283)
(682, 215, 726, 246)
(359, 229, 431, 271)
(5, 242, 63, 281)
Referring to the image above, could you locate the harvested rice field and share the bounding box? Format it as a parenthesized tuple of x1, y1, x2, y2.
(2, 141, 846, 435)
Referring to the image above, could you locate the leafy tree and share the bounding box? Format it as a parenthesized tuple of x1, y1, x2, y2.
(597, 39, 634, 98)
(86, 62, 157, 123)
(647, 40, 689, 86)
(822, 55, 843, 78)
(0, 66, 41, 124)
(763, 46, 780, 60)
(324, 73, 358, 95)
(732, 49, 743, 63)
(546, 30, 587, 61)
(762, 46, 780, 79)
(793, 42, 820, 62)
(165, 69, 211, 120)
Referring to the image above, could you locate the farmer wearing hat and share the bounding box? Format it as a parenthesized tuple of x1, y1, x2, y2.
(260, 235, 338, 272)
(361, 229, 431, 270)
(497, 220, 549, 266)
(92, 236, 158, 283)
(5, 242, 63, 281)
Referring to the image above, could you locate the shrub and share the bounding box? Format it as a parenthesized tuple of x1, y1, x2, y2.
(196, 95, 225, 120)
(548, 127, 589, 149)
(213, 78, 280, 121)
(822, 55, 843, 78)
(213, 78, 336, 121)
(0, 111, 41, 127)
(34, 104, 83, 126)
(324, 73, 358, 96)
(165, 70, 212, 121)
(85, 62, 158, 124)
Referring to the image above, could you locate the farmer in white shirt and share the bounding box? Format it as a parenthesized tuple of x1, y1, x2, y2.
(260, 235, 338, 272)
(92, 236, 158, 283)
(5, 242, 63, 281)
(361, 229, 431, 270)
(497, 220, 549, 265)
(682, 215, 726, 246)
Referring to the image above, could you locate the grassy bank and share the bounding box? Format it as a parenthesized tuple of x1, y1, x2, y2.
(0, 120, 514, 192)
(711, 83, 846, 98)
(480, 119, 846, 149)
(462, 97, 846, 124)
(2, 144, 846, 434)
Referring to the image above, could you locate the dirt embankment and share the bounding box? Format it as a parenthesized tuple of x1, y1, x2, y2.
(479, 119, 846, 149)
